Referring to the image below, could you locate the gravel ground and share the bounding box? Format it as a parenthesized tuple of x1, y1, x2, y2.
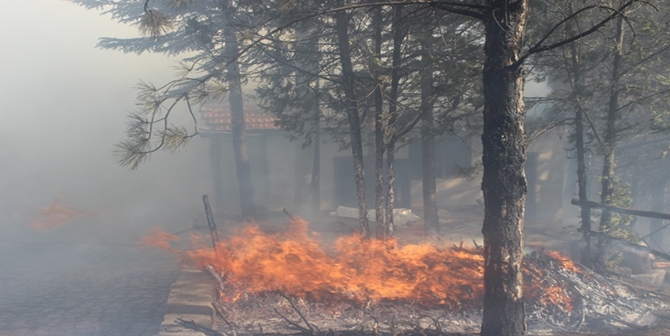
(0, 242, 179, 336)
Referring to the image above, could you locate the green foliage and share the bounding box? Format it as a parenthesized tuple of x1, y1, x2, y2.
(596, 178, 639, 270)
(139, 9, 174, 39)
(599, 179, 636, 241)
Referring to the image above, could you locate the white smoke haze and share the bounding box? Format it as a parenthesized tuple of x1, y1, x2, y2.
(0, 0, 208, 242)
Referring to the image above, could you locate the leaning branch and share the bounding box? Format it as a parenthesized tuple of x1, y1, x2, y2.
(571, 198, 670, 221)
(573, 198, 670, 261)
(588, 230, 670, 261)
(528, 4, 603, 55)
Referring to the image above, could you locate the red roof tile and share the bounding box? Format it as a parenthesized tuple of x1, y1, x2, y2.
(200, 104, 279, 132)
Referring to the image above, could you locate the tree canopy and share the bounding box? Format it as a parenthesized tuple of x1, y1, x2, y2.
(70, 1, 670, 335)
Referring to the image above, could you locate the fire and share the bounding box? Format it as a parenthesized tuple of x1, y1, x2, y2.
(541, 285, 573, 311)
(30, 197, 94, 230)
(523, 250, 578, 312)
(141, 226, 180, 251)
(544, 250, 580, 273)
(150, 217, 582, 310)
(185, 218, 484, 307)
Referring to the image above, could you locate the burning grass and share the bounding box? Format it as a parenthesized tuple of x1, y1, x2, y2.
(150, 217, 667, 334)
(30, 197, 96, 230)
(187, 218, 485, 309)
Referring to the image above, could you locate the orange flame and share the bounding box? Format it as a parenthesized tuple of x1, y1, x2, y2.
(523, 250, 579, 311)
(141, 226, 180, 250)
(147, 218, 581, 310)
(542, 285, 573, 311)
(30, 197, 94, 230)
(544, 250, 580, 273)
(185, 218, 483, 307)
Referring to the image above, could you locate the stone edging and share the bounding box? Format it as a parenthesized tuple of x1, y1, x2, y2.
(157, 263, 216, 336)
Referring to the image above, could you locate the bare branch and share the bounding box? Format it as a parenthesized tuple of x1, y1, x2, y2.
(429, 1, 485, 20)
(276, 292, 314, 334)
(514, 0, 641, 68)
(175, 318, 224, 336)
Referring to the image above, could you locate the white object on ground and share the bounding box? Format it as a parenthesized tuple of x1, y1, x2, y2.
(329, 206, 420, 227)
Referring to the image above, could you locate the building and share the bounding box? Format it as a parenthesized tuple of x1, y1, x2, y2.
(200, 104, 568, 226)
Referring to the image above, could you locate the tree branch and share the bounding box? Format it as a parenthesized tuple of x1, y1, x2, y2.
(514, 0, 640, 68)
(430, 1, 484, 20)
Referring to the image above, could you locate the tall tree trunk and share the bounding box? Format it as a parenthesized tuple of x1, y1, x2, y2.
(335, 10, 369, 238)
(221, 1, 255, 217)
(566, 13, 592, 267)
(598, 16, 625, 262)
(295, 21, 321, 215)
(480, 1, 528, 335)
(383, 5, 405, 238)
(576, 105, 592, 265)
(209, 135, 225, 210)
(385, 143, 396, 237)
(310, 111, 321, 214)
(373, 6, 386, 239)
(420, 130, 438, 232)
(419, 49, 439, 233)
(600, 15, 624, 227)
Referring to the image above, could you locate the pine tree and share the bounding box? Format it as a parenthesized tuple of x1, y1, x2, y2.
(69, 0, 258, 215)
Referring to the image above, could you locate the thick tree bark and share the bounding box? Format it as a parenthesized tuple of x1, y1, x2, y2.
(480, 1, 528, 335)
(373, 6, 386, 239)
(419, 51, 439, 233)
(335, 11, 370, 238)
(221, 1, 255, 217)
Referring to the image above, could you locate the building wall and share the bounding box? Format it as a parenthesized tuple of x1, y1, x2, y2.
(317, 138, 410, 210)
(410, 136, 483, 209)
(264, 133, 299, 211)
(408, 127, 567, 226)
(204, 126, 566, 226)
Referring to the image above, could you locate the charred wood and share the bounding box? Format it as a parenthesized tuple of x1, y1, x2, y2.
(203, 194, 221, 249)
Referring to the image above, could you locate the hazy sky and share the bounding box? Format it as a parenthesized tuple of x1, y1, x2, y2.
(0, 0, 210, 239)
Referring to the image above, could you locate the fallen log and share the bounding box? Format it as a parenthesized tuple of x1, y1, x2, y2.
(571, 199, 670, 221)
(570, 199, 670, 260)
(588, 230, 670, 261)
